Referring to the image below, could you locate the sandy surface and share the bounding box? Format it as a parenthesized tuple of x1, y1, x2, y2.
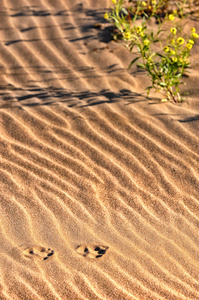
(0, 0, 199, 299)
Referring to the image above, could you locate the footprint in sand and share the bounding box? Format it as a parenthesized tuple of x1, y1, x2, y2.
(76, 244, 109, 258)
(21, 245, 54, 261)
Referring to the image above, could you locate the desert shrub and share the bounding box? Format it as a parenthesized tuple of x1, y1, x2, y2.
(105, 0, 198, 102)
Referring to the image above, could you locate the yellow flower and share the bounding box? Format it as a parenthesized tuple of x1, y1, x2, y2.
(142, 1, 147, 6)
(191, 27, 196, 33)
(163, 46, 170, 52)
(161, 99, 168, 102)
(173, 10, 177, 15)
(170, 39, 175, 44)
(151, 0, 156, 5)
(179, 58, 183, 63)
(136, 26, 142, 33)
(186, 43, 193, 49)
(169, 14, 175, 21)
(112, 0, 117, 3)
(104, 12, 109, 19)
(177, 37, 184, 45)
(124, 32, 131, 40)
(192, 32, 199, 39)
(143, 39, 150, 46)
(170, 27, 177, 34)
(170, 50, 175, 55)
(172, 57, 177, 62)
(188, 39, 194, 44)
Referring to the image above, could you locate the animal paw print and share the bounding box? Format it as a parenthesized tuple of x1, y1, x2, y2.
(76, 244, 109, 258)
(21, 245, 54, 261)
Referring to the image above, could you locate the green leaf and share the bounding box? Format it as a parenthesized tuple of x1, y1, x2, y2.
(159, 82, 167, 87)
(129, 44, 135, 52)
(121, 8, 128, 15)
(181, 92, 190, 95)
(143, 12, 148, 19)
(128, 57, 140, 69)
(145, 86, 153, 90)
(146, 86, 153, 96)
(175, 73, 182, 78)
(149, 52, 155, 60)
(157, 29, 165, 35)
(156, 53, 165, 58)
(137, 63, 145, 69)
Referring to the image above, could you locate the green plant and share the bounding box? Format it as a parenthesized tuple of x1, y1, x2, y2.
(104, 0, 198, 102)
(104, 0, 129, 39)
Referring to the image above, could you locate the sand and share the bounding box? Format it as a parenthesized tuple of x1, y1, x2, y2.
(0, 0, 199, 299)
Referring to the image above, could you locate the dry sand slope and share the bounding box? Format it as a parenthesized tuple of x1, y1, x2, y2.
(0, 0, 199, 299)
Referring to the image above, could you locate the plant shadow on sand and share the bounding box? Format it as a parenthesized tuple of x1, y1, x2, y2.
(0, 83, 198, 123)
(0, 85, 148, 109)
(3, 4, 113, 46)
(1, 84, 198, 123)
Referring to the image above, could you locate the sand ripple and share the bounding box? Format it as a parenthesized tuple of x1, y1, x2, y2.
(0, 0, 199, 299)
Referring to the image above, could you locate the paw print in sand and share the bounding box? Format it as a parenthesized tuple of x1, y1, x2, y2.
(21, 245, 54, 261)
(76, 244, 109, 258)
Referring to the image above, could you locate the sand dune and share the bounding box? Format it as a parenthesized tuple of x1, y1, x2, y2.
(0, 0, 199, 299)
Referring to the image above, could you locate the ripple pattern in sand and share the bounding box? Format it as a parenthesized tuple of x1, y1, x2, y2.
(0, 0, 199, 299)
